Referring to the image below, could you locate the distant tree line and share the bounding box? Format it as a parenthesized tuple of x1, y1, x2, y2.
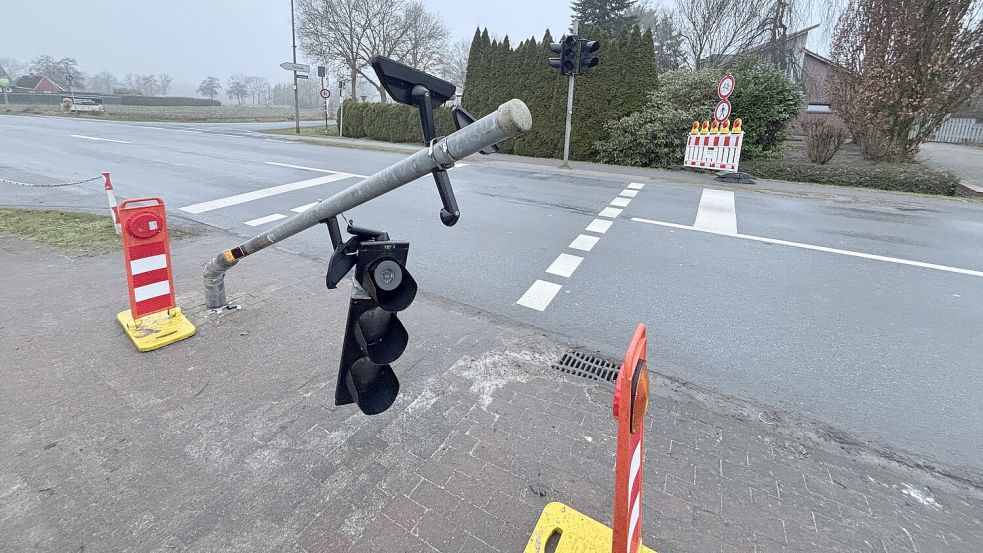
(0, 54, 174, 96)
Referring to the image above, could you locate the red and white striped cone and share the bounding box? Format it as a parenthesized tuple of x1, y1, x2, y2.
(103, 172, 121, 235)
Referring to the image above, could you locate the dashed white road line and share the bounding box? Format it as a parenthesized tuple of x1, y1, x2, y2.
(630, 217, 983, 278)
(627, 182, 646, 190)
(569, 234, 600, 252)
(291, 201, 320, 213)
(70, 134, 129, 144)
(585, 219, 613, 234)
(610, 197, 632, 207)
(693, 188, 737, 235)
(619, 190, 638, 198)
(179, 172, 358, 214)
(244, 213, 288, 227)
(598, 207, 623, 218)
(516, 280, 564, 311)
(545, 254, 584, 278)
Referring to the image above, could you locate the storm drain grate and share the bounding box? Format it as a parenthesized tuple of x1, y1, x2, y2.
(551, 350, 620, 383)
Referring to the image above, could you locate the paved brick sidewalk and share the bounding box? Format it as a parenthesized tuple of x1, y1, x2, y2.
(1, 226, 981, 552)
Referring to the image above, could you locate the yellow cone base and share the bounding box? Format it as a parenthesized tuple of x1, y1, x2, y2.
(523, 502, 657, 553)
(117, 307, 196, 352)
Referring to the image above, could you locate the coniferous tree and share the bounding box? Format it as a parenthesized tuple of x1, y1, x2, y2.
(571, 0, 637, 34)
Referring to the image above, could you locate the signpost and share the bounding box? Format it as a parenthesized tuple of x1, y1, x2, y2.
(338, 79, 346, 137)
(279, 62, 310, 73)
(65, 73, 76, 108)
(320, 87, 331, 132)
(0, 75, 9, 105)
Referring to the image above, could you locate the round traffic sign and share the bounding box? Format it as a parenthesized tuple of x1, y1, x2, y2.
(65, 73, 74, 82)
(717, 74, 735, 99)
(319, 88, 331, 99)
(714, 99, 732, 123)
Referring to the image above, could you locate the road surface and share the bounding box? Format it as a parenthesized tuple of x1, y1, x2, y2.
(3, 114, 982, 474)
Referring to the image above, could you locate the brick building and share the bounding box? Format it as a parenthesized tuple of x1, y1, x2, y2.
(13, 75, 66, 94)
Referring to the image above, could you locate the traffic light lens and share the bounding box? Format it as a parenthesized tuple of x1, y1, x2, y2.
(356, 308, 409, 364)
(373, 259, 402, 291)
(347, 357, 400, 415)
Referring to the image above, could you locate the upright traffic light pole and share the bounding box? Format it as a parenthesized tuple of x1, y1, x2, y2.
(561, 19, 579, 168)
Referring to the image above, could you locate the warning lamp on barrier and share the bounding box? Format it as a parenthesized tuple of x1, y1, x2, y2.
(326, 221, 416, 415)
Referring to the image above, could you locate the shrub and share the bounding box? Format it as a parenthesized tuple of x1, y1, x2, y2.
(802, 116, 848, 164)
(741, 160, 960, 195)
(595, 59, 802, 168)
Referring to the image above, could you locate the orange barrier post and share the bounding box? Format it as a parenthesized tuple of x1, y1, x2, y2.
(523, 325, 655, 553)
(612, 323, 649, 553)
(116, 197, 195, 351)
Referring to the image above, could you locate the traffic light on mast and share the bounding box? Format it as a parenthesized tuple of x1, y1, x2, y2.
(579, 40, 600, 74)
(549, 35, 578, 76)
(329, 226, 417, 415)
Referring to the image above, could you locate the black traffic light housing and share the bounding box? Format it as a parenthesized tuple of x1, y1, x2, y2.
(325, 219, 417, 415)
(549, 35, 578, 76)
(579, 40, 600, 74)
(371, 55, 461, 227)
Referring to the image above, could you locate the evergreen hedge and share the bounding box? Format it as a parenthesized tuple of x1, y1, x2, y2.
(462, 26, 659, 160)
(338, 100, 455, 143)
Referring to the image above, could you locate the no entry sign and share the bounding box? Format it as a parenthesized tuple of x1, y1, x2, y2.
(717, 74, 735, 99)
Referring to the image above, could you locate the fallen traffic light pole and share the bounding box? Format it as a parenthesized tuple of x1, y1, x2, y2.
(201, 97, 532, 309)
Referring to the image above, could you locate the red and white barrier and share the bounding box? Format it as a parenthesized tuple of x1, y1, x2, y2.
(684, 131, 744, 172)
(102, 172, 121, 235)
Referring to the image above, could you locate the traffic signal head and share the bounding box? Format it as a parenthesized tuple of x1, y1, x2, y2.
(334, 240, 416, 415)
(579, 40, 600, 74)
(549, 35, 578, 76)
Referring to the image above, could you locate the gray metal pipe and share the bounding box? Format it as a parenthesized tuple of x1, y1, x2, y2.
(203, 98, 532, 308)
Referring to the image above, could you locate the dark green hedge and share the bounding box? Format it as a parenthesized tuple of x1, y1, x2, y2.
(462, 26, 659, 160)
(742, 160, 960, 196)
(338, 100, 454, 143)
(120, 96, 221, 107)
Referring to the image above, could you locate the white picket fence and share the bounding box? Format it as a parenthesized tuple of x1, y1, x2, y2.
(928, 116, 983, 144)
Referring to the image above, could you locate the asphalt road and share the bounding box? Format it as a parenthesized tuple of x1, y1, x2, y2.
(3, 114, 982, 473)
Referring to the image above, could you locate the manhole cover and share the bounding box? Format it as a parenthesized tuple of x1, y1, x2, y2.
(551, 350, 620, 383)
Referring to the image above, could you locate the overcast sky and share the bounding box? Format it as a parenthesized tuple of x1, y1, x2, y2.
(3, 0, 571, 95)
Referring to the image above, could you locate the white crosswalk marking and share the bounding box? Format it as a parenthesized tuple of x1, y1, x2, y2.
(179, 172, 357, 214)
(598, 207, 623, 218)
(694, 188, 737, 235)
(586, 219, 612, 234)
(244, 213, 288, 227)
(516, 280, 563, 311)
(545, 254, 583, 278)
(569, 234, 600, 252)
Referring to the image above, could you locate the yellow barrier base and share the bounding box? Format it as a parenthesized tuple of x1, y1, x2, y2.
(523, 502, 657, 553)
(117, 307, 196, 352)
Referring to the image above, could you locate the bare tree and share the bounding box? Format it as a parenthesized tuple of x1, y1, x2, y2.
(297, 0, 449, 102)
(197, 76, 222, 100)
(438, 37, 470, 91)
(158, 73, 173, 96)
(673, 0, 770, 68)
(0, 57, 27, 80)
(830, 0, 983, 161)
(227, 75, 248, 105)
(89, 72, 118, 94)
(398, 1, 448, 74)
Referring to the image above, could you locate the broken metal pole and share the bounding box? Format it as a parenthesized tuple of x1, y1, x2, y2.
(203, 99, 533, 308)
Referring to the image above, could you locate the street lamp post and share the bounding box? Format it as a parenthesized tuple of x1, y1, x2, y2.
(290, 0, 300, 134)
